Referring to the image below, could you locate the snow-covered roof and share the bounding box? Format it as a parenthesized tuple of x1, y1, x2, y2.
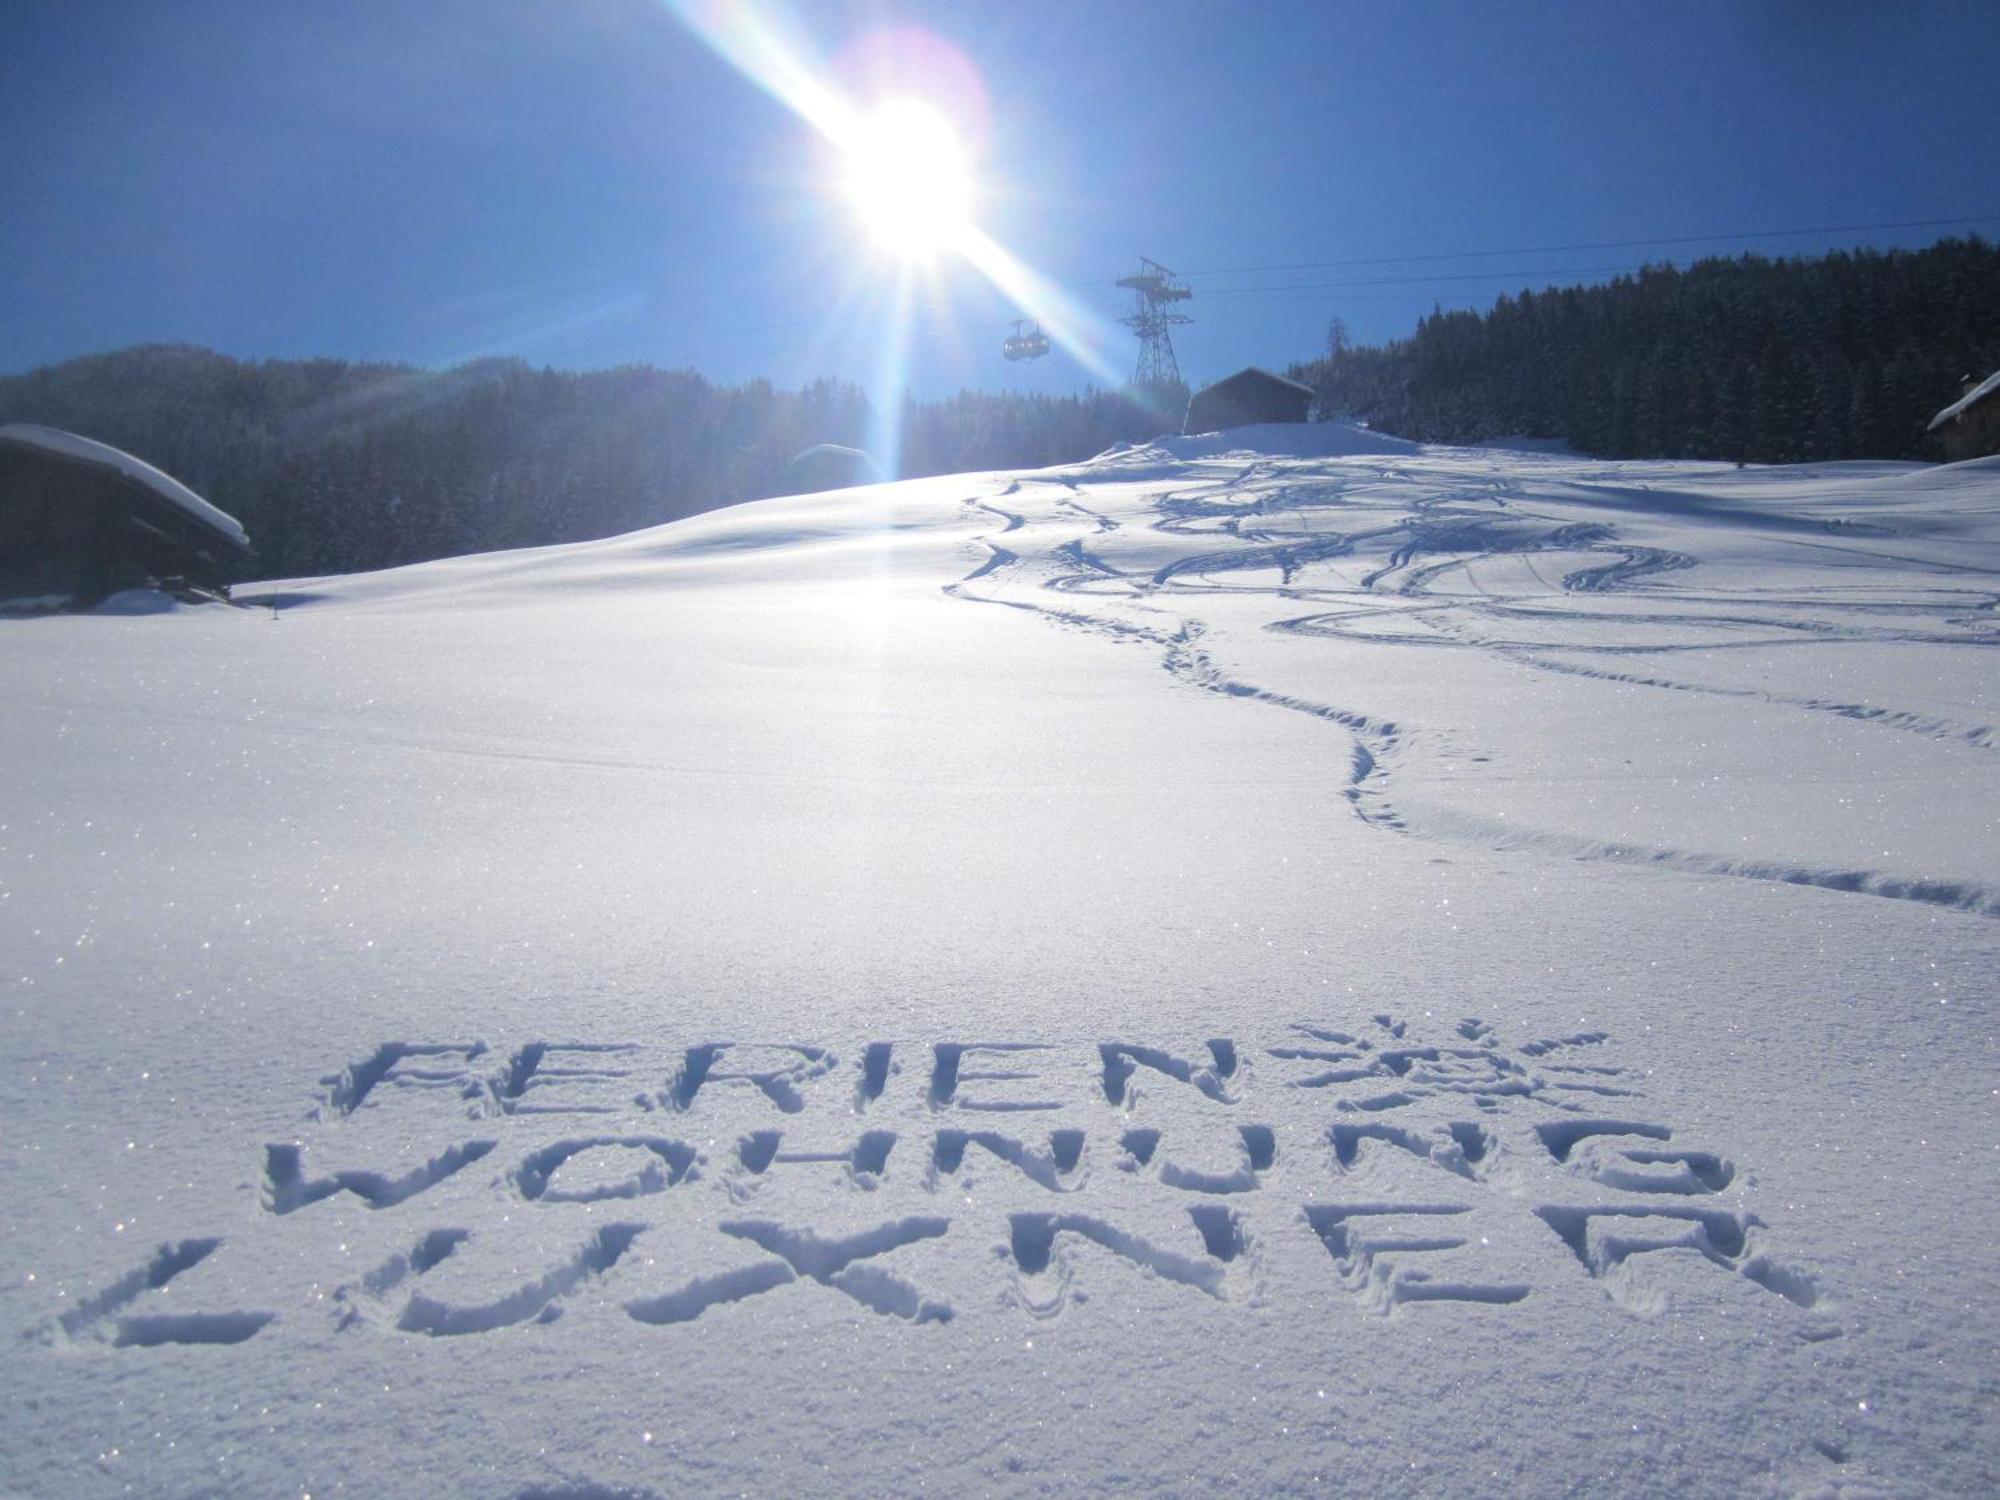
(0, 422, 249, 549)
(1927, 369, 2000, 432)
(1201, 366, 1316, 397)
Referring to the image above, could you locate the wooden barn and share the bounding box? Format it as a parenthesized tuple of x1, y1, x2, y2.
(1183, 367, 1314, 435)
(0, 424, 252, 610)
(1927, 369, 2000, 462)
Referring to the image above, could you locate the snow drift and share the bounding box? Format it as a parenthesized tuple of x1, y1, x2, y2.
(2, 429, 1996, 1497)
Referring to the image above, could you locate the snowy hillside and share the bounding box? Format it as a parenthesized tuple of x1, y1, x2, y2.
(2, 427, 1996, 1497)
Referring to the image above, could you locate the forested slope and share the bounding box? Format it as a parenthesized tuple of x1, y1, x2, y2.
(1297, 237, 2000, 462)
(10, 239, 1996, 580)
(0, 347, 1152, 579)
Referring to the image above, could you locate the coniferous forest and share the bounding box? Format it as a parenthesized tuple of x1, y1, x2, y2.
(0, 346, 1155, 580)
(1294, 237, 2000, 461)
(3, 239, 1995, 581)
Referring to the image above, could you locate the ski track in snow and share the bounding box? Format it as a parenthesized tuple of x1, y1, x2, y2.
(945, 443, 2000, 918)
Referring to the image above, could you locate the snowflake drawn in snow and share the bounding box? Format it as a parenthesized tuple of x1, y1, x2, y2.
(1268, 1016, 1636, 1114)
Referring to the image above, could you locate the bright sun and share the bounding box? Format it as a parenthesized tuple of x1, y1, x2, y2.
(842, 99, 973, 259)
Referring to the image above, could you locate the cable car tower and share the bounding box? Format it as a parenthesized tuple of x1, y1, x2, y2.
(1116, 257, 1192, 390)
(1003, 319, 1050, 361)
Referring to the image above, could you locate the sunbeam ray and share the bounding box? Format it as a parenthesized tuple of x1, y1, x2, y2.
(661, 0, 1124, 389)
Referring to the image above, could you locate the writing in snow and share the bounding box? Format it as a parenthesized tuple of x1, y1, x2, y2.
(36, 1019, 1825, 1347)
(315, 1024, 1624, 1120)
(287, 1025, 1754, 1247)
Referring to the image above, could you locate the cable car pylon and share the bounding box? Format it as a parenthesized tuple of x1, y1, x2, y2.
(1116, 256, 1192, 392)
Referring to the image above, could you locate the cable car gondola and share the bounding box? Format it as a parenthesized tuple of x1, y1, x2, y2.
(1002, 319, 1050, 362)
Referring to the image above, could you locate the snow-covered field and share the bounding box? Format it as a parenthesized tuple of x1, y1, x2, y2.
(3, 427, 1996, 1498)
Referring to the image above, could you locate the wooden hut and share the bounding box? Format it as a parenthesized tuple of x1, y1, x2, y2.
(1927, 370, 2000, 462)
(1183, 367, 1315, 435)
(0, 424, 252, 610)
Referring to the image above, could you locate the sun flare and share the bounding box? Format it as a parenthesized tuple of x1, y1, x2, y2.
(842, 99, 973, 259)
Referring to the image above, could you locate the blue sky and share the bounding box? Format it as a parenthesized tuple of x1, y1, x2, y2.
(3, 0, 1996, 398)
